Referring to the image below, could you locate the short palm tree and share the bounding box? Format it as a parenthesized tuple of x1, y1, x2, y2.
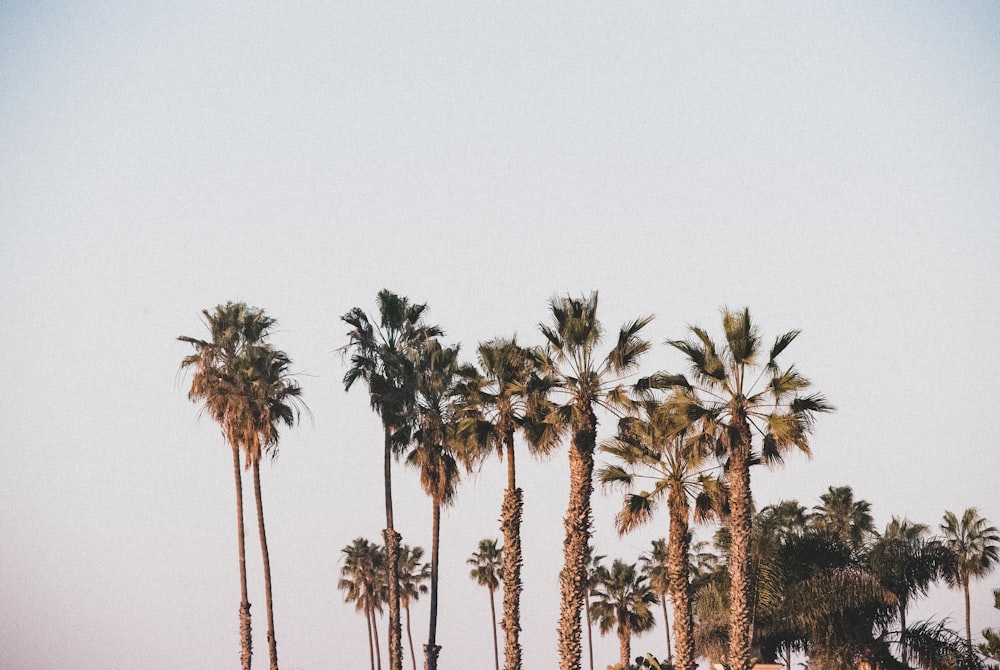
(398, 545, 430, 670)
(940, 508, 1000, 646)
(342, 290, 442, 670)
(539, 292, 652, 670)
(340, 538, 388, 670)
(456, 337, 561, 670)
(468, 539, 504, 670)
(590, 559, 659, 668)
(405, 339, 468, 670)
(659, 308, 832, 670)
(638, 540, 673, 664)
(599, 392, 724, 670)
(179, 302, 304, 670)
(809, 485, 876, 551)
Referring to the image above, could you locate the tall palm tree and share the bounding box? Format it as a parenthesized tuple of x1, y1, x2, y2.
(406, 339, 467, 670)
(342, 290, 442, 670)
(456, 337, 561, 670)
(179, 301, 294, 670)
(340, 538, 388, 670)
(398, 545, 430, 670)
(599, 392, 724, 670)
(468, 539, 504, 670)
(810, 485, 875, 551)
(940, 508, 1000, 646)
(539, 292, 653, 670)
(660, 308, 832, 670)
(590, 558, 659, 668)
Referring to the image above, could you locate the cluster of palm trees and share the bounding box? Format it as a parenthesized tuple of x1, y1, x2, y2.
(179, 291, 997, 670)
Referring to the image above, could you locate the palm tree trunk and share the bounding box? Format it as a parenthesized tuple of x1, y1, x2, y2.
(662, 598, 672, 661)
(489, 586, 500, 670)
(585, 593, 595, 670)
(366, 602, 376, 670)
(558, 409, 597, 670)
(383, 425, 404, 670)
(668, 490, 696, 670)
(405, 602, 417, 670)
(500, 430, 524, 670)
(252, 460, 279, 670)
(232, 445, 252, 670)
(372, 603, 383, 670)
(963, 577, 972, 648)
(727, 430, 754, 670)
(424, 498, 442, 670)
(619, 625, 631, 669)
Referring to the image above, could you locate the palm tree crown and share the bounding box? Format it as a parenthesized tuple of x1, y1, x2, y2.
(940, 508, 1000, 646)
(590, 558, 659, 668)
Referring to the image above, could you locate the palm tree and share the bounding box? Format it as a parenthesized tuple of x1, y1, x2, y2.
(456, 337, 561, 670)
(639, 540, 673, 664)
(979, 588, 1000, 665)
(179, 302, 294, 670)
(468, 539, 504, 670)
(810, 485, 875, 551)
(590, 559, 659, 668)
(599, 392, 724, 670)
(398, 545, 430, 670)
(539, 292, 653, 670)
(659, 308, 832, 670)
(342, 290, 442, 670)
(340, 538, 388, 670)
(406, 339, 467, 670)
(940, 508, 1000, 647)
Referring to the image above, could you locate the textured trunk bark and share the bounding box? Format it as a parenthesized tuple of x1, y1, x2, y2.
(232, 446, 252, 670)
(252, 460, 279, 670)
(383, 425, 404, 670)
(619, 625, 631, 669)
(500, 426, 524, 670)
(424, 499, 442, 670)
(557, 408, 597, 670)
(727, 418, 754, 670)
(489, 586, 500, 670)
(668, 488, 696, 670)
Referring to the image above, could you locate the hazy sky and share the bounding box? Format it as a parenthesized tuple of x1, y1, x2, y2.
(2, 3, 999, 669)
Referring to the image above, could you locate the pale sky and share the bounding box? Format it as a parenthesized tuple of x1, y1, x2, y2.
(2, 3, 999, 670)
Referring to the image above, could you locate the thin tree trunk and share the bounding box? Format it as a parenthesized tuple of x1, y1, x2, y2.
(785, 644, 791, 670)
(662, 598, 672, 661)
(489, 586, 500, 670)
(252, 460, 279, 670)
(500, 429, 524, 670)
(585, 593, 595, 670)
(424, 499, 442, 670)
(727, 421, 754, 670)
(963, 577, 972, 648)
(558, 408, 597, 670)
(383, 425, 404, 670)
(372, 603, 383, 670)
(232, 445, 252, 670)
(619, 625, 631, 669)
(668, 490, 696, 670)
(405, 602, 417, 670)
(366, 602, 376, 670)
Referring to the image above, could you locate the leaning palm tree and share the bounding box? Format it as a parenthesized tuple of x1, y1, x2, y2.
(340, 538, 388, 670)
(658, 308, 832, 670)
(590, 559, 659, 668)
(940, 508, 1000, 647)
(539, 292, 653, 670)
(468, 539, 504, 670)
(405, 339, 467, 670)
(599, 391, 723, 670)
(342, 291, 442, 670)
(398, 545, 430, 670)
(179, 301, 284, 670)
(456, 337, 562, 670)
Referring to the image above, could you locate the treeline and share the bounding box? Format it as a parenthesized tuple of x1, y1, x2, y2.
(178, 290, 998, 670)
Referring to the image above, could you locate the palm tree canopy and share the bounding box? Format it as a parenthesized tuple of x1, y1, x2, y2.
(810, 485, 876, 550)
(590, 559, 659, 636)
(468, 539, 503, 591)
(340, 538, 388, 614)
(940, 508, 1000, 586)
(397, 544, 430, 608)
